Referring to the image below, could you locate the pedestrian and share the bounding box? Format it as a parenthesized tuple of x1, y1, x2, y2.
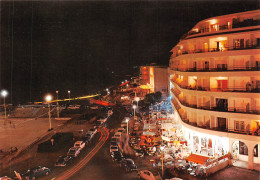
(13, 123, 15, 128)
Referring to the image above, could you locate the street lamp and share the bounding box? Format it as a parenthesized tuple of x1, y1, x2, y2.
(56, 91, 59, 118)
(133, 105, 137, 120)
(45, 94, 53, 131)
(68, 90, 71, 103)
(160, 146, 165, 177)
(125, 117, 129, 135)
(135, 97, 140, 109)
(1, 90, 8, 123)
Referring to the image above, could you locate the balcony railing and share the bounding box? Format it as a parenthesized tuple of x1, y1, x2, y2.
(172, 99, 260, 136)
(171, 79, 260, 93)
(177, 98, 260, 115)
(172, 65, 260, 72)
(174, 44, 260, 57)
(180, 18, 260, 40)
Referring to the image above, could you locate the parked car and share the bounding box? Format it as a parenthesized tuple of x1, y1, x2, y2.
(84, 133, 94, 143)
(120, 122, 127, 128)
(120, 159, 138, 172)
(22, 166, 51, 180)
(88, 128, 98, 135)
(117, 127, 125, 133)
(55, 156, 73, 167)
(110, 141, 118, 147)
(67, 147, 80, 158)
(114, 132, 122, 138)
(110, 145, 119, 153)
(111, 151, 124, 163)
(111, 137, 120, 144)
(74, 141, 86, 150)
(138, 170, 155, 180)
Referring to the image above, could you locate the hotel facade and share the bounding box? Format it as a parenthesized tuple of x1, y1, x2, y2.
(169, 10, 260, 170)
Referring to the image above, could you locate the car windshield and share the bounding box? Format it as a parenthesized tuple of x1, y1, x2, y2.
(111, 147, 117, 149)
(90, 129, 95, 131)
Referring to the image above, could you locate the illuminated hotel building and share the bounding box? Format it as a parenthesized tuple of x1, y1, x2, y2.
(169, 10, 260, 170)
(139, 65, 168, 97)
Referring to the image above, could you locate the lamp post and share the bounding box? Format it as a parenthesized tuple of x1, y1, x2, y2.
(126, 117, 129, 135)
(68, 90, 71, 103)
(1, 90, 8, 123)
(45, 94, 53, 131)
(133, 105, 136, 120)
(135, 97, 140, 110)
(56, 91, 59, 118)
(160, 146, 164, 178)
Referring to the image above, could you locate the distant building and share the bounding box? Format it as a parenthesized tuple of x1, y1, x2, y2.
(139, 65, 168, 98)
(169, 10, 260, 170)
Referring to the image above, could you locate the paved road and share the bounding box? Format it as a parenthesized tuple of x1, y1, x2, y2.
(56, 127, 109, 180)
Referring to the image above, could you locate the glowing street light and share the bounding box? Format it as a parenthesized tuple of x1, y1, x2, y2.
(1, 90, 8, 122)
(68, 90, 71, 102)
(45, 94, 53, 131)
(56, 91, 59, 118)
(133, 105, 137, 120)
(125, 117, 129, 135)
(135, 97, 140, 110)
(160, 146, 165, 177)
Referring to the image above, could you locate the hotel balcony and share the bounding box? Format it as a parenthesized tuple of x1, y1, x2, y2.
(171, 87, 260, 115)
(180, 18, 260, 40)
(172, 65, 260, 72)
(171, 98, 260, 137)
(172, 44, 260, 58)
(171, 78, 260, 93)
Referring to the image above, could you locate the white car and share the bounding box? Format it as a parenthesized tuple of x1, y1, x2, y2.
(120, 122, 127, 128)
(74, 141, 85, 150)
(89, 128, 98, 135)
(117, 127, 125, 133)
(67, 147, 80, 157)
(114, 132, 122, 138)
(110, 145, 119, 153)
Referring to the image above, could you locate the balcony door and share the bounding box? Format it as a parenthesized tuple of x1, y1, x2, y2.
(216, 98, 228, 111)
(217, 117, 227, 130)
(204, 61, 209, 70)
(217, 80, 228, 91)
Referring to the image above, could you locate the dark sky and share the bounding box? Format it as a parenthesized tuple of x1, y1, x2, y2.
(0, 0, 259, 104)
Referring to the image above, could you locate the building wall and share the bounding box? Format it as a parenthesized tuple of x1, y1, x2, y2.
(154, 67, 169, 95)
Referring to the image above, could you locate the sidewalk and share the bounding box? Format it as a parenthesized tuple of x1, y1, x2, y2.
(0, 117, 70, 169)
(232, 159, 260, 171)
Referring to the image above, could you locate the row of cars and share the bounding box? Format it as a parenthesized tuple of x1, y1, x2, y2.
(1, 108, 113, 180)
(56, 126, 98, 167)
(109, 119, 138, 173)
(109, 117, 156, 180)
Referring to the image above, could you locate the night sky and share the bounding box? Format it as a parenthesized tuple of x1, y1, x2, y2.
(0, 0, 259, 104)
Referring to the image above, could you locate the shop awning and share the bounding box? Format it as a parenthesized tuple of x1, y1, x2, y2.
(186, 154, 210, 165)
